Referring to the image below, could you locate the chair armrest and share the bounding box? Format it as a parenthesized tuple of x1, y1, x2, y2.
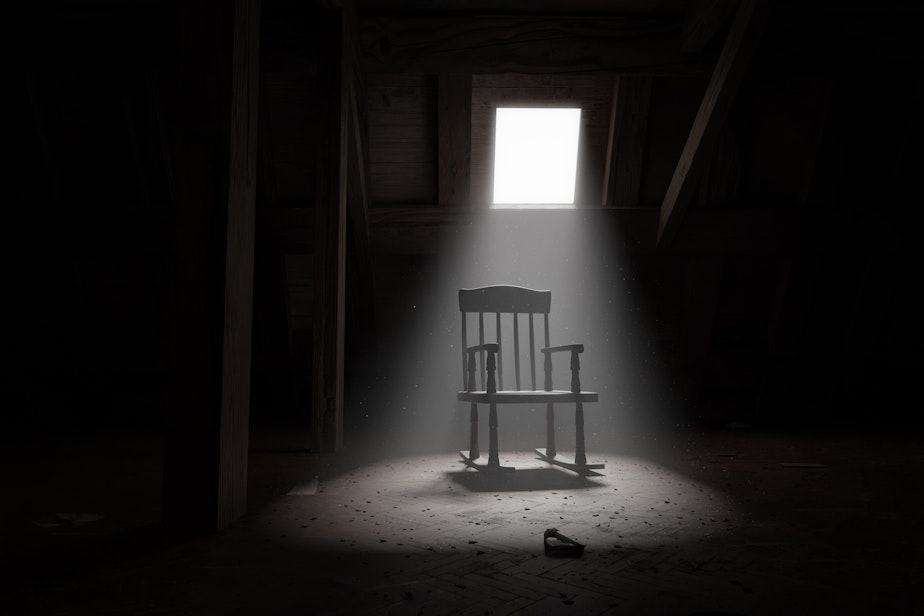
(464, 344, 498, 393)
(540, 344, 585, 393)
(540, 344, 584, 354)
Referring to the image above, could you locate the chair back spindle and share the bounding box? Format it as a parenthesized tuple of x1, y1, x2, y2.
(459, 286, 554, 393)
(513, 312, 520, 390)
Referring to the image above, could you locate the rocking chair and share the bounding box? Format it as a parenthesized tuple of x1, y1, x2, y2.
(457, 285, 604, 475)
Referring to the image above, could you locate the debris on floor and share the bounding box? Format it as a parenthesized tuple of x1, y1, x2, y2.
(544, 528, 585, 557)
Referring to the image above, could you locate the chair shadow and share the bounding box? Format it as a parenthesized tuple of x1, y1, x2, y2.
(447, 464, 608, 492)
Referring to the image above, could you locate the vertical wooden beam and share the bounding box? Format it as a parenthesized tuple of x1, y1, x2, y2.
(438, 74, 472, 206)
(346, 36, 376, 339)
(218, 0, 261, 530)
(602, 74, 652, 206)
(658, 0, 773, 246)
(312, 5, 348, 453)
(162, 0, 261, 534)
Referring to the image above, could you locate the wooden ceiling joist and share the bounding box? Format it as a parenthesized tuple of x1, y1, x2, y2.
(360, 15, 705, 74)
(657, 0, 773, 248)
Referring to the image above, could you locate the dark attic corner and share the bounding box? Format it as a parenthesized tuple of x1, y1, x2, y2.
(5, 0, 924, 613)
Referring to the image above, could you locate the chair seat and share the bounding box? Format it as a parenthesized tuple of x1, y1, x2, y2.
(457, 390, 598, 404)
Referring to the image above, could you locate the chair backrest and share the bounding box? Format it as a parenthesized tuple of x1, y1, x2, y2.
(459, 285, 552, 391)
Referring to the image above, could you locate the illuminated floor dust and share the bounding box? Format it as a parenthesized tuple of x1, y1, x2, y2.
(284, 451, 740, 556)
(5, 429, 923, 615)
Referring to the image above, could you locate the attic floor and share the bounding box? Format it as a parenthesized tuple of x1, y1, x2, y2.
(3, 426, 922, 615)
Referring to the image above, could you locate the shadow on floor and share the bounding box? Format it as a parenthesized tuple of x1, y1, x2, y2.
(447, 466, 608, 492)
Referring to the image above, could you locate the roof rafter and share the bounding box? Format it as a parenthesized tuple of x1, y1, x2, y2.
(657, 0, 774, 247)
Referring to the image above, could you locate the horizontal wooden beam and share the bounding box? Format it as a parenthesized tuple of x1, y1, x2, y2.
(256, 206, 901, 256)
(360, 15, 709, 75)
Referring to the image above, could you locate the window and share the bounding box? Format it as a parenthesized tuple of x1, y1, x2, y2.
(491, 107, 581, 208)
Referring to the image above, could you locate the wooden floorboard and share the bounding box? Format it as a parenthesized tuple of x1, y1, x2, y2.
(4, 429, 923, 615)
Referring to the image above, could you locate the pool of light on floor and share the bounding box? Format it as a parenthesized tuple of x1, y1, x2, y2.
(275, 451, 742, 554)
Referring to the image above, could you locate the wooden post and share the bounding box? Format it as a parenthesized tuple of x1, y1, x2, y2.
(545, 403, 556, 458)
(486, 350, 497, 394)
(344, 5, 376, 343)
(570, 349, 581, 393)
(313, 5, 349, 453)
(574, 402, 586, 467)
(488, 403, 499, 468)
(162, 0, 261, 534)
(543, 350, 553, 392)
(469, 403, 480, 460)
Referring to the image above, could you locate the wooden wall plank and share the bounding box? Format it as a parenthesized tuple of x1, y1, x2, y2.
(366, 74, 437, 203)
(658, 0, 774, 246)
(679, 255, 725, 411)
(438, 74, 472, 206)
(257, 72, 278, 202)
(681, 256, 725, 364)
(603, 74, 652, 206)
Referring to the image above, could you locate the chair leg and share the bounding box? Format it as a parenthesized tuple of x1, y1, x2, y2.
(574, 401, 586, 466)
(545, 402, 556, 458)
(469, 402, 479, 460)
(488, 403, 499, 468)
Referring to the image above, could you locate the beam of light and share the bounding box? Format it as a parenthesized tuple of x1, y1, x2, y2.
(492, 108, 581, 207)
(353, 208, 684, 461)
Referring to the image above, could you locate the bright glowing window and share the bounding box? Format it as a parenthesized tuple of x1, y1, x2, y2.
(491, 107, 581, 208)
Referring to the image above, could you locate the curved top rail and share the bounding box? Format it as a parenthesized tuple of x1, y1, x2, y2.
(459, 285, 552, 314)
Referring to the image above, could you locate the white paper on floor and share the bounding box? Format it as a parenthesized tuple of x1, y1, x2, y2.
(288, 475, 319, 495)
